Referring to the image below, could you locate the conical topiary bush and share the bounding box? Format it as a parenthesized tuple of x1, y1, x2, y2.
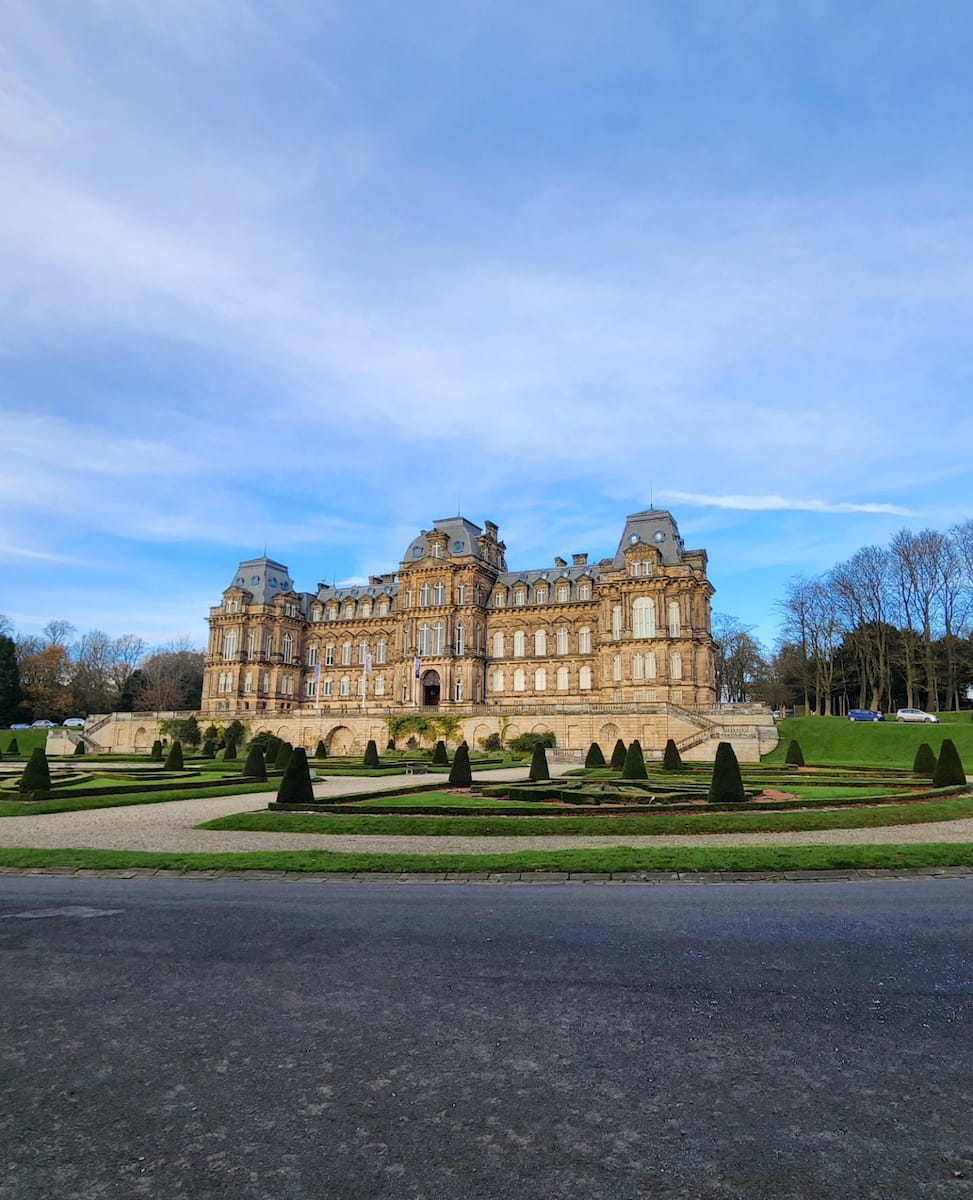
(19, 747, 52, 799)
(609, 739, 627, 771)
(431, 740, 449, 766)
(164, 740, 184, 770)
(274, 741, 293, 771)
(315, 739, 327, 759)
(276, 747, 314, 806)
(584, 742, 606, 768)
(243, 743, 267, 781)
(200, 739, 216, 759)
(73, 738, 85, 756)
(265, 735, 282, 762)
(933, 738, 966, 787)
(662, 738, 684, 771)
(448, 743, 472, 787)
(223, 739, 238, 761)
(529, 743, 550, 782)
(363, 739, 381, 768)
(386, 739, 396, 752)
(7, 737, 18, 755)
(912, 743, 936, 777)
(708, 741, 746, 804)
(622, 739, 648, 780)
(785, 739, 805, 767)
(150, 739, 163, 762)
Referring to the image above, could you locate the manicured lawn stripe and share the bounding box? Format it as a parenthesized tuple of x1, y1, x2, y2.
(1, 844, 972, 874)
(199, 793, 973, 838)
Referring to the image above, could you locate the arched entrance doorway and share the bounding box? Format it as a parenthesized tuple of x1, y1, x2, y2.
(421, 669, 441, 707)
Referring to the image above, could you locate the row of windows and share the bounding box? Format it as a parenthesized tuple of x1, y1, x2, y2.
(492, 628, 592, 657)
(493, 580, 592, 607)
(489, 652, 684, 694)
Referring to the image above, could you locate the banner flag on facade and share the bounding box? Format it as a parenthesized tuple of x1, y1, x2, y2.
(314, 663, 321, 682)
(414, 656, 421, 678)
(364, 652, 373, 674)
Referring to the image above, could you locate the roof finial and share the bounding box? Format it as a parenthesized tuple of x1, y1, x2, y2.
(649, 481, 654, 509)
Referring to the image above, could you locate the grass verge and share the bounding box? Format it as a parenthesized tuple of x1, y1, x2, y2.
(1, 844, 972, 874)
(0, 782, 274, 818)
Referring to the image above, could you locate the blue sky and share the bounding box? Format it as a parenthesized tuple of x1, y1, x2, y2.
(4, 0, 973, 651)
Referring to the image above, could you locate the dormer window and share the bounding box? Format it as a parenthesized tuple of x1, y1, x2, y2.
(514, 588, 526, 606)
(494, 591, 506, 608)
(578, 582, 591, 600)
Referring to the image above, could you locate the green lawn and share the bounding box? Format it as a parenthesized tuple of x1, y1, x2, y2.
(1, 843, 972, 875)
(764, 717, 973, 769)
(199, 792, 973, 838)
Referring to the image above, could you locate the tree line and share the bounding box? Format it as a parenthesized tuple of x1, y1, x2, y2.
(714, 520, 973, 715)
(0, 616, 204, 725)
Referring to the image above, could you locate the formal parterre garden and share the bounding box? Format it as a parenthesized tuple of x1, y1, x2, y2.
(1, 718, 972, 875)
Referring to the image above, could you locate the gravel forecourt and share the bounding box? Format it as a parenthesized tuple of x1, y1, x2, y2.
(2, 768, 973, 855)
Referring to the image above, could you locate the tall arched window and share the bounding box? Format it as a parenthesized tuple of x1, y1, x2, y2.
(418, 624, 431, 654)
(358, 640, 368, 664)
(578, 626, 591, 653)
(611, 605, 623, 639)
(246, 631, 255, 658)
(492, 669, 504, 692)
(223, 629, 238, 661)
(646, 652, 657, 679)
(579, 665, 592, 690)
(670, 651, 683, 679)
(376, 639, 387, 664)
(632, 653, 644, 680)
(513, 668, 526, 692)
(513, 631, 525, 657)
(535, 667, 547, 691)
(556, 666, 569, 691)
(419, 583, 431, 607)
(668, 601, 681, 638)
(534, 629, 547, 656)
(341, 641, 352, 665)
(556, 628, 569, 654)
(433, 623, 445, 654)
(434, 581, 445, 605)
(633, 597, 656, 639)
(492, 631, 505, 657)
(456, 622, 466, 655)
(281, 633, 293, 664)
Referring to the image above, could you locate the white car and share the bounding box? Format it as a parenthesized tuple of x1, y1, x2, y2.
(895, 708, 940, 724)
(31, 719, 58, 728)
(63, 718, 86, 728)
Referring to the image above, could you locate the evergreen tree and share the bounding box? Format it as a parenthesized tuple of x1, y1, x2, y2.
(609, 739, 627, 771)
(274, 741, 293, 771)
(164, 740, 184, 770)
(73, 738, 85, 756)
(276, 747, 314, 806)
(662, 739, 684, 771)
(224, 719, 246, 748)
(265, 735, 283, 762)
(150, 739, 163, 762)
(7, 737, 18, 755)
(933, 739, 966, 787)
(431, 740, 449, 766)
(386, 739, 396, 752)
(19, 747, 52, 799)
(200, 739, 216, 759)
(708, 742, 746, 804)
(363, 739, 381, 768)
(622, 739, 648, 780)
(529, 743, 550, 782)
(204, 725, 219, 744)
(223, 739, 238, 761)
(180, 715, 201, 747)
(314, 739, 327, 759)
(448, 743, 472, 787)
(912, 743, 937, 777)
(243, 743, 267, 781)
(584, 742, 606, 768)
(785, 739, 805, 767)
(0, 634, 23, 728)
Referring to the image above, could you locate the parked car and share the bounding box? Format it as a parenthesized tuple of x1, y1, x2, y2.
(849, 709, 885, 722)
(63, 717, 86, 728)
(895, 708, 940, 724)
(9, 723, 30, 730)
(30, 720, 58, 728)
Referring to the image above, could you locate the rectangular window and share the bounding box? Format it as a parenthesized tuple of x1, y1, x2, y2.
(457, 583, 467, 604)
(612, 606, 623, 639)
(339, 677, 350, 697)
(323, 678, 333, 697)
(325, 645, 335, 666)
(307, 646, 318, 666)
(341, 643, 352, 666)
(376, 640, 387, 664)
(306, 679, 317, 697)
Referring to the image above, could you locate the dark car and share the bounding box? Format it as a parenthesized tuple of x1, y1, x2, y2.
(848, 709, 885, 722)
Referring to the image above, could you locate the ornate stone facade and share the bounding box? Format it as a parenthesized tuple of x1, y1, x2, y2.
(202, 509, 717, 717)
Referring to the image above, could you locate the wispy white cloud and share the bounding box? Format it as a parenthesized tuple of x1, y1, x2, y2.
(661, 491, 916, 517)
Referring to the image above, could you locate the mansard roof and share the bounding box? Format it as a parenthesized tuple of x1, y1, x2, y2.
(227, 556, 296, 605)
(403, 515, 488, 563)
(612, 509, 686, 567)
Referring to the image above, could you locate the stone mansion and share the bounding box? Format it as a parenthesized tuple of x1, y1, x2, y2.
(202, 509, 718, 717)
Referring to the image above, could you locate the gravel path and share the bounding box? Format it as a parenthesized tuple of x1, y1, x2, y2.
(2, 769, 973, 855)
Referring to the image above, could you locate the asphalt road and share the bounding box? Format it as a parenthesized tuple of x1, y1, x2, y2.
(1, 877, 971, 1200)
